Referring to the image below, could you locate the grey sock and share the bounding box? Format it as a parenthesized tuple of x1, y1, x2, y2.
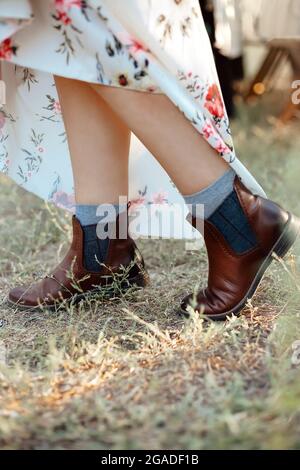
(75, 203, 127, 226)
(183, 169, 236, 219)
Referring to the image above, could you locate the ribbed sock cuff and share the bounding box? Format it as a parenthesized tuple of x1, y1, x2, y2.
(75, 203, 127, 226)
(183, 169, 236, 219)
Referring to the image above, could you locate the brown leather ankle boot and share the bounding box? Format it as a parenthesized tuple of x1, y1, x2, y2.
(180, 177, 300, 320)
(9, 215, 149, 310)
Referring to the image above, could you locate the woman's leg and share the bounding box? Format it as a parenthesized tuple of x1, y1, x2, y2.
(55, 76, 132, 272)
(54, 76, 130, 204)
(8, 78, 148, 309)
(92, 85, 236, 222)
(91, 86, 229, 195)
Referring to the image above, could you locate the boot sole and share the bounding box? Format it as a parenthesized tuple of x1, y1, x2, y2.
(7, 271, 150, 312)
(179, 212, 300, 321)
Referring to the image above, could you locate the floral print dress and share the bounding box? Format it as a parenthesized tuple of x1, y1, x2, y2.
(0, 0, 265, 238)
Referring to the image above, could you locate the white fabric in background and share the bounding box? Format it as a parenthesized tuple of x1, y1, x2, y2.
(241, 0, 300, 42)
(213, 0, 243, 58)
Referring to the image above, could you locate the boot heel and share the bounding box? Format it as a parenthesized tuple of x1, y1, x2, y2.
(273, 213, 300, 258)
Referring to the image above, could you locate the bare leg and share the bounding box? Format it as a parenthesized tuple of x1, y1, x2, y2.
(91, 86, 229, 195)
(54, 76, 131, 204)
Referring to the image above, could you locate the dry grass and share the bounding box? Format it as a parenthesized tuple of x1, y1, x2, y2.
(0, 95, 300, 449)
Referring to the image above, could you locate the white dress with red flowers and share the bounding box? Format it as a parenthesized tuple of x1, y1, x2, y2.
(0, 0, 265, 238)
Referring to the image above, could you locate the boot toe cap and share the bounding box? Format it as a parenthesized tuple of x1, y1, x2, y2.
(180, 293, 205, 315)
(8, 285, 40, 308)
(180, 290, 222, 317)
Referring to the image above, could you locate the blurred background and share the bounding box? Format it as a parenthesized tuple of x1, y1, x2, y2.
(200, 0, 300, 121)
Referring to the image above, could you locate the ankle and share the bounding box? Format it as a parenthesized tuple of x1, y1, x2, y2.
(183, 169, 236, 220)
(76, 203, 127, 272)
